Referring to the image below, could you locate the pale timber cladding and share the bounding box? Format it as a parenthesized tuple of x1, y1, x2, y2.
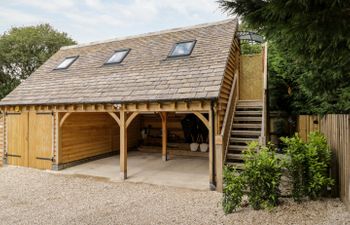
(239, 53, 264, 100)
(60, 113, 140, 164)
(298, 115, 350, 208)
(0, 114, 3, 166)
(0, 19, 240, 190)
(217, 38, 240, 132)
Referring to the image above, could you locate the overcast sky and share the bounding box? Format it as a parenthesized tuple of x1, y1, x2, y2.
(0, 0, 229, 44)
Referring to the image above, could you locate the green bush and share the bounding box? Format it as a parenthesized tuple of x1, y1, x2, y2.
(305, 132, 334, 199)
(222, 166, 245, 214)
(281, 132, 334, 201)
(243, 142, 282, 209)
(222, 142, 283, 212)
(280, 134, 308, 202)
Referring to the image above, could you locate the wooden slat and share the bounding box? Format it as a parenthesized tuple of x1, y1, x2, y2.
(7, 113, 29, 167)
(217, 38, 240, 133)
(297, 115, 320, 142)
(60, 112, 139, 164)
(28, 112, 53, 169)
(239, 53, 264, 100)
(297, 114, 350, 209)
(0, 114, 3, 167)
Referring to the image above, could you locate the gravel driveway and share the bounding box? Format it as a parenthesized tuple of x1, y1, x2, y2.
(0, 166, 349, 225)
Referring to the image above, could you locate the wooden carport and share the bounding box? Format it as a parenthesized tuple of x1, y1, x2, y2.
(0, 19, 242, 191)
(1, 99, 219, 188)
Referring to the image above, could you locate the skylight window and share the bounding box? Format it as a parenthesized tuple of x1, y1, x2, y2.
(169, 40, 196, 57)
(105, 49, 130, 64)
(55, 56, 78, 69)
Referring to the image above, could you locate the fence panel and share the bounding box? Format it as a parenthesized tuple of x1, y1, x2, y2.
(298, 114, 350, 208)
(297, 115, 320, 142)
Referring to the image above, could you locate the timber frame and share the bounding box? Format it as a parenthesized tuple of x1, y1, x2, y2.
(0, 99, 222, 190)
(0, 19, 248, 192)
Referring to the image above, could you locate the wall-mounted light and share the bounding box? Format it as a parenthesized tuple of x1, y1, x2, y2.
(113, 104, 121, 110)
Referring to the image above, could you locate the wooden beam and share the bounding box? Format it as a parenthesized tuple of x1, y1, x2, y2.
(193, 112, 209, 129)
(54, 112, 62, 165)
(124, 100, 211, 112)
(120, 110, 127, 180)
(108, 112, 121, 126)
(215, 136, 223, 192)
(126, 112, 139, 128)
(59, 112, 72, 127)
(160, 112, 167, 161)
(208, 109, 215, 190)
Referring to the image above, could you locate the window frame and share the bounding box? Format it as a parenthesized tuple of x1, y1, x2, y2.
(54, 56, 79, 70)
(167, 40, 197, 58)
(104, 48, 131, 65)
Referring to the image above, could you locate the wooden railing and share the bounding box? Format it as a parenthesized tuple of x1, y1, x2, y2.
(222, 74, 239, 161)
(215, 70, 239, 191)
(221, 76, 239, 152)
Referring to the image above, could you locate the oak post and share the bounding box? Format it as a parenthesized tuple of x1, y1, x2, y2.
(120, 110, 127, 180)
(208, 109, 214, 189)
(160, 112, 167, 161)
(215, 135, 223, 192)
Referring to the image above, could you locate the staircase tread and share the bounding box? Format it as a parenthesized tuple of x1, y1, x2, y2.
(232, 130, 261, 134)
(230, 137, 259, 142)
(226, 162, 245, 169)
(229, 144, 248, 148)
(234, 117, 262, 121)
(235, 111, 262, 115)
(227, 153, 243, 160)
(237, 103, 262, 106)
(232, 123, 262, 128)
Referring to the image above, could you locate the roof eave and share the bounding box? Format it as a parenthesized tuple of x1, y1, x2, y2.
(0, 96, 219, 107)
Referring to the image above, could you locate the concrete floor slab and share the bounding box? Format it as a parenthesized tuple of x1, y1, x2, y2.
(59, 151, 209, 190)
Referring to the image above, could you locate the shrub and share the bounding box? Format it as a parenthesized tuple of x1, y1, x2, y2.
(305, 132, 334, 199)
(222, 166, 245, 214)
(281, 134, 308, 202)
(281, 132, 334, 201)
(243, 142, 282, 209)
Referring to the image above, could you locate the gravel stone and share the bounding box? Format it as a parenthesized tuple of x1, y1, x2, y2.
(0, 166, 349, 225)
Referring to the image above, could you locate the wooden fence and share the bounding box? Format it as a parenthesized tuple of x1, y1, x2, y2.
(298, 115, 350, 208)
(0, 114, 3, 167)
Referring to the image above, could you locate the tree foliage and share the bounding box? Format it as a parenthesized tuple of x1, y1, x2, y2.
(219, 0, 350, 114)
(0, 24, 76, 99)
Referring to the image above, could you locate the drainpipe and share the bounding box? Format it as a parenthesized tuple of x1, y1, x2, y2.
(209, 100, 216, 190)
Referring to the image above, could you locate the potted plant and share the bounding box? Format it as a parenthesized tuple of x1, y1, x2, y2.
(190, 134, 199, 152)
(199, 134, 209, 152)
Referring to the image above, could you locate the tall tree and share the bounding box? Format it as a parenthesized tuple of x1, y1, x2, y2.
(0, 24, 76, 99)
(218, 0, 350, 114)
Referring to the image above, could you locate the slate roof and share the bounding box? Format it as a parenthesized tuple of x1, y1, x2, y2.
(0, 19, 238, 106)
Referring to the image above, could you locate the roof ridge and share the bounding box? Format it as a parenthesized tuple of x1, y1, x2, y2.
(61, 18, 237, 50)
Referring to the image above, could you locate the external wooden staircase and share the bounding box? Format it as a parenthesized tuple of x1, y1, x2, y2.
(225, 100, 263, 169)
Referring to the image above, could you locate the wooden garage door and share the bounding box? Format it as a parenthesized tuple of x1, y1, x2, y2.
(7, 112, 29, 167)
(6, 112, 53, 169)
(28, 112, 53, 170)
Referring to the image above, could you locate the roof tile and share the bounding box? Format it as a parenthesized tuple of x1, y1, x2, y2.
(0, 19, 237, 105)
